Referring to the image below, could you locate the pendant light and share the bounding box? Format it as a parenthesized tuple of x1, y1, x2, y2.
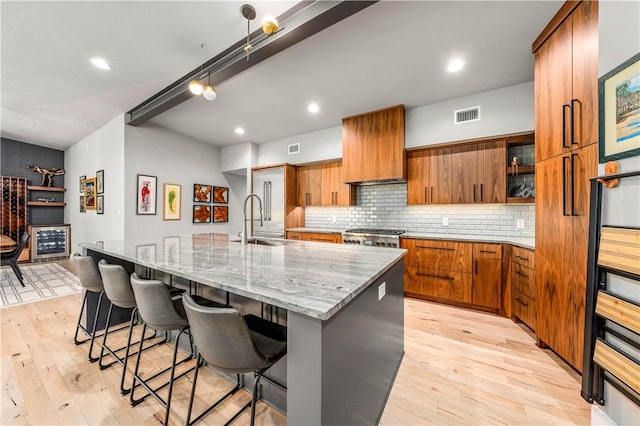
(241, 4, 256, 61)
(202, 73, 216, 101)
(189, 44, 206, 95)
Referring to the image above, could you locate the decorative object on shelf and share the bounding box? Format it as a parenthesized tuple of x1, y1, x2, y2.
(163, 183, 181, 221)
(84, 177, 97, 210)
(213, 205, 229, 223)
(599, 52, 640, 163)
(27, 165, 65, 187)
(36, 197, 56, 203)
(511, 156, 519, 176)
(80, 196, 85, 213)
(193, 205, 211, 223)
(96, 169, 104, 194)
(136, 174, 157, 215)
(213, 186, 229, 203)
(193, 184, 212, 203)
(97, 195, 104, 214)
(79, 175, 86, 193)
(509, 183, 534, 198)
(596, 161, 620, 189)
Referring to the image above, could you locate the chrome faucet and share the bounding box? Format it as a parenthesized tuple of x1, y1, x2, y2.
(241, 193, 264, 245)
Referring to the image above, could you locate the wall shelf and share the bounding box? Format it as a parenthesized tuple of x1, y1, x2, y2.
(27, 201, 66, 207)
(506, 197, 535, 204)
(28, 186, 66, 192)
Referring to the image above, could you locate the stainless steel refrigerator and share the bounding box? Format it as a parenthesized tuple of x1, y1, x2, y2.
(252, 167, 285, 238)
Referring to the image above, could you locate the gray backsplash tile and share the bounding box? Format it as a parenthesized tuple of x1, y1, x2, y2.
(304, 183, 534, 238)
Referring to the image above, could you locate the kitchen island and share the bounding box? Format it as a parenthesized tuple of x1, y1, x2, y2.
(82, 233, 406, 425)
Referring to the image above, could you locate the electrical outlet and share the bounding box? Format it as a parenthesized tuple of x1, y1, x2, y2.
(516, 219, 525, 229)
(378, 282, 386, 301)
(442, 217, 449, 227)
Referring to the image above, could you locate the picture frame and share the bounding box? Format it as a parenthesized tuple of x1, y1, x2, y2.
(213, 186, 229, 204)
(84, 177, 97, 210)
(599, 52, 640, 163)
(163, 183, 181, 221)
(136, 174, 157, 215)
(97, 195, 104, 214)
(96, 169, 104, 194)
(79, 175, 86, 193)
(213, 205, 229, 223)
(193, 184, 212, 203)
(193, 205, 212, 223)
(79, 195, 85, 213)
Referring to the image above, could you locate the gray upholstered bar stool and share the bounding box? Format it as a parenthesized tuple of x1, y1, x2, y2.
(182, 293, 287, 426)
(129, 273, 227, 426)
(71, 253, 108, 362)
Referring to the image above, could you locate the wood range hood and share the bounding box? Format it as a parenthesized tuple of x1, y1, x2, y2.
(341, 105, 406, 185)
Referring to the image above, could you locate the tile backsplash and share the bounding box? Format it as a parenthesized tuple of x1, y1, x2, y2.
(304, 183, 534, 238)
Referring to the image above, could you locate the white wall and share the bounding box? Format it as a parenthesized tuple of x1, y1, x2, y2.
(124, 123, 241, 240)
(64, 114, 126, 252)
(595, 1, 640, 425)
(258, 126, 342, 166)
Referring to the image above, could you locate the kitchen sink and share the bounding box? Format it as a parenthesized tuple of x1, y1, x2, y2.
(229, 238, 289, 246)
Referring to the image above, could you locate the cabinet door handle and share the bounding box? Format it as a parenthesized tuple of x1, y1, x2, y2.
(515, 255, 529, 261)
(571, 99, 579, 146)
(480, 250, 496, 254)
(310, 238, 327, 242)
(515, 297, 529, 307)
(475, 260, 478, 274)
(430, 187, 434, 203)
(515, 270, 529, 278)
(473, 184, 476, 202)
(416, 245, 454, 251)
(424, 187, 428, 204)
(562, 104, 571, 148)
(480, 184, 483, 202)
(562, 156, 569, 216)
(571, 153, 578, 216)
(417, 272, 454, 281)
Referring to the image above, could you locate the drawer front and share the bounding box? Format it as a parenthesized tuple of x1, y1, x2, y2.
(512, 246, 535, 268)
(401, 239, 471, 272)
(302, 232, 342, 243)
(286, 231, 302, 240)
(473, 243, 502, 260)
(405, 266, 472, 303)
(511, 263, 535, 298)
(512, 289, 536, 331)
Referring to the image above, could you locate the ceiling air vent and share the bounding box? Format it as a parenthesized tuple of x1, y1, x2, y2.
(454, 106, 480, 124)
(288, 143, 300, 154)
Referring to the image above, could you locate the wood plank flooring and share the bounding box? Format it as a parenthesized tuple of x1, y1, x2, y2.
(1, 262, 591, 425)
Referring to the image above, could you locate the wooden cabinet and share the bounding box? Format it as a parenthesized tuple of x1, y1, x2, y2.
(506, 133, 536, 203)
(342, 105, 405, 184)
(510, 247, 536, 331)
(533, 1, 598, 371)
(286, 231, 342, 244)
(297, 161, 354, 207)
(472, 243, 502, 309)
(407, 138, 505, 205)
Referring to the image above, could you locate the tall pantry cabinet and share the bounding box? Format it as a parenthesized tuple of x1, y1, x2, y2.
(533, 0, 598, 371)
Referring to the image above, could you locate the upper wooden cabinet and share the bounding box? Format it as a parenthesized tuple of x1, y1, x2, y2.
(297, 161, 355, 207)
(534, 0, 598, 162)
(342, 105, 406, 184)
(407, 147, 452, 205)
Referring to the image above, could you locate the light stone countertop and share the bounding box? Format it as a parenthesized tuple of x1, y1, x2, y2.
(82, 233, 406, 321)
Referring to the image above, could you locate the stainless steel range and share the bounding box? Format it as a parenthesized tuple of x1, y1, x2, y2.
(342, 228, 405, 248)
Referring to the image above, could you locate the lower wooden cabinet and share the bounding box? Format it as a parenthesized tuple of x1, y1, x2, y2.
(472, 243, 502, 309)
(286, 231, 342, 244)
(406, 266, 471, 303)
(510, 246, 536, 331)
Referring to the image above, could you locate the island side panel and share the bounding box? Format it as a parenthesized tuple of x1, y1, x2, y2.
(287, 260, 405, 425)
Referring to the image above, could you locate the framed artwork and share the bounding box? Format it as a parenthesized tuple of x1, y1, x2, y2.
(213, 186, 229, 203)
(599, 52, 640, 163)
(213, 205, 229, 223)
(193, 205, 211, 223)
(79, 195, 85, 213)
(79, 175, 86, 193)
(193, 184, 212, 203)
(96, 169, 104, 194)
(84, 177, 97, 210)
(97, 195, 104, 214)
(163, 183, 181, 220)
(136, 174, 157, 215)
(164, 236, 180, 264)
(136, 244, 156, 263)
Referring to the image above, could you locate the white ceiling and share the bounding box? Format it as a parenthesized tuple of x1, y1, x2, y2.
(1, 1, 562, 151)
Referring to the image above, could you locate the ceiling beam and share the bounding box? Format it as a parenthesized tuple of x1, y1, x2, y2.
(126, 1, 376, 126)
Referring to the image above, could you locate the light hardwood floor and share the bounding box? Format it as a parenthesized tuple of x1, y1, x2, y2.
(1, 263, 591, 425)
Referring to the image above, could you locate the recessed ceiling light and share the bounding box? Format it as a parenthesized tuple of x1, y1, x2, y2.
(308, 103, 320, 113)
(90, 57, 111, 70)
(235, 127, 245, 135)
(447, 58, 465, 73)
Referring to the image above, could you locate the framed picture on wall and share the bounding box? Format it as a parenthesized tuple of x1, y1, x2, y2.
(213, 205, 229, 223)
(599, 52, 640, 162)
(136, 174, 157, 215)
(84, 177, 97, 210)
(80, 195, 85, 213)
(96, 170, 104, 194)
(79, 175, 86, 193)
(193, 205, 211, 223)
(97, 195, 104, 214)
(163, 183, 181, 220)
(193, 184, 212, 203)
(213, 186, 229, 203)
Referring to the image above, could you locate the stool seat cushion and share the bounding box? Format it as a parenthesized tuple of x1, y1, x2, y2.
(243, 314, 287, 363)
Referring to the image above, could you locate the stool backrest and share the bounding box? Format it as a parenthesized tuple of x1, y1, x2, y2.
(71, 253, 104, 293)
(130, 273, 188, 331)
(182, 294, 267, 373)
(98, 260, 136, 309)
